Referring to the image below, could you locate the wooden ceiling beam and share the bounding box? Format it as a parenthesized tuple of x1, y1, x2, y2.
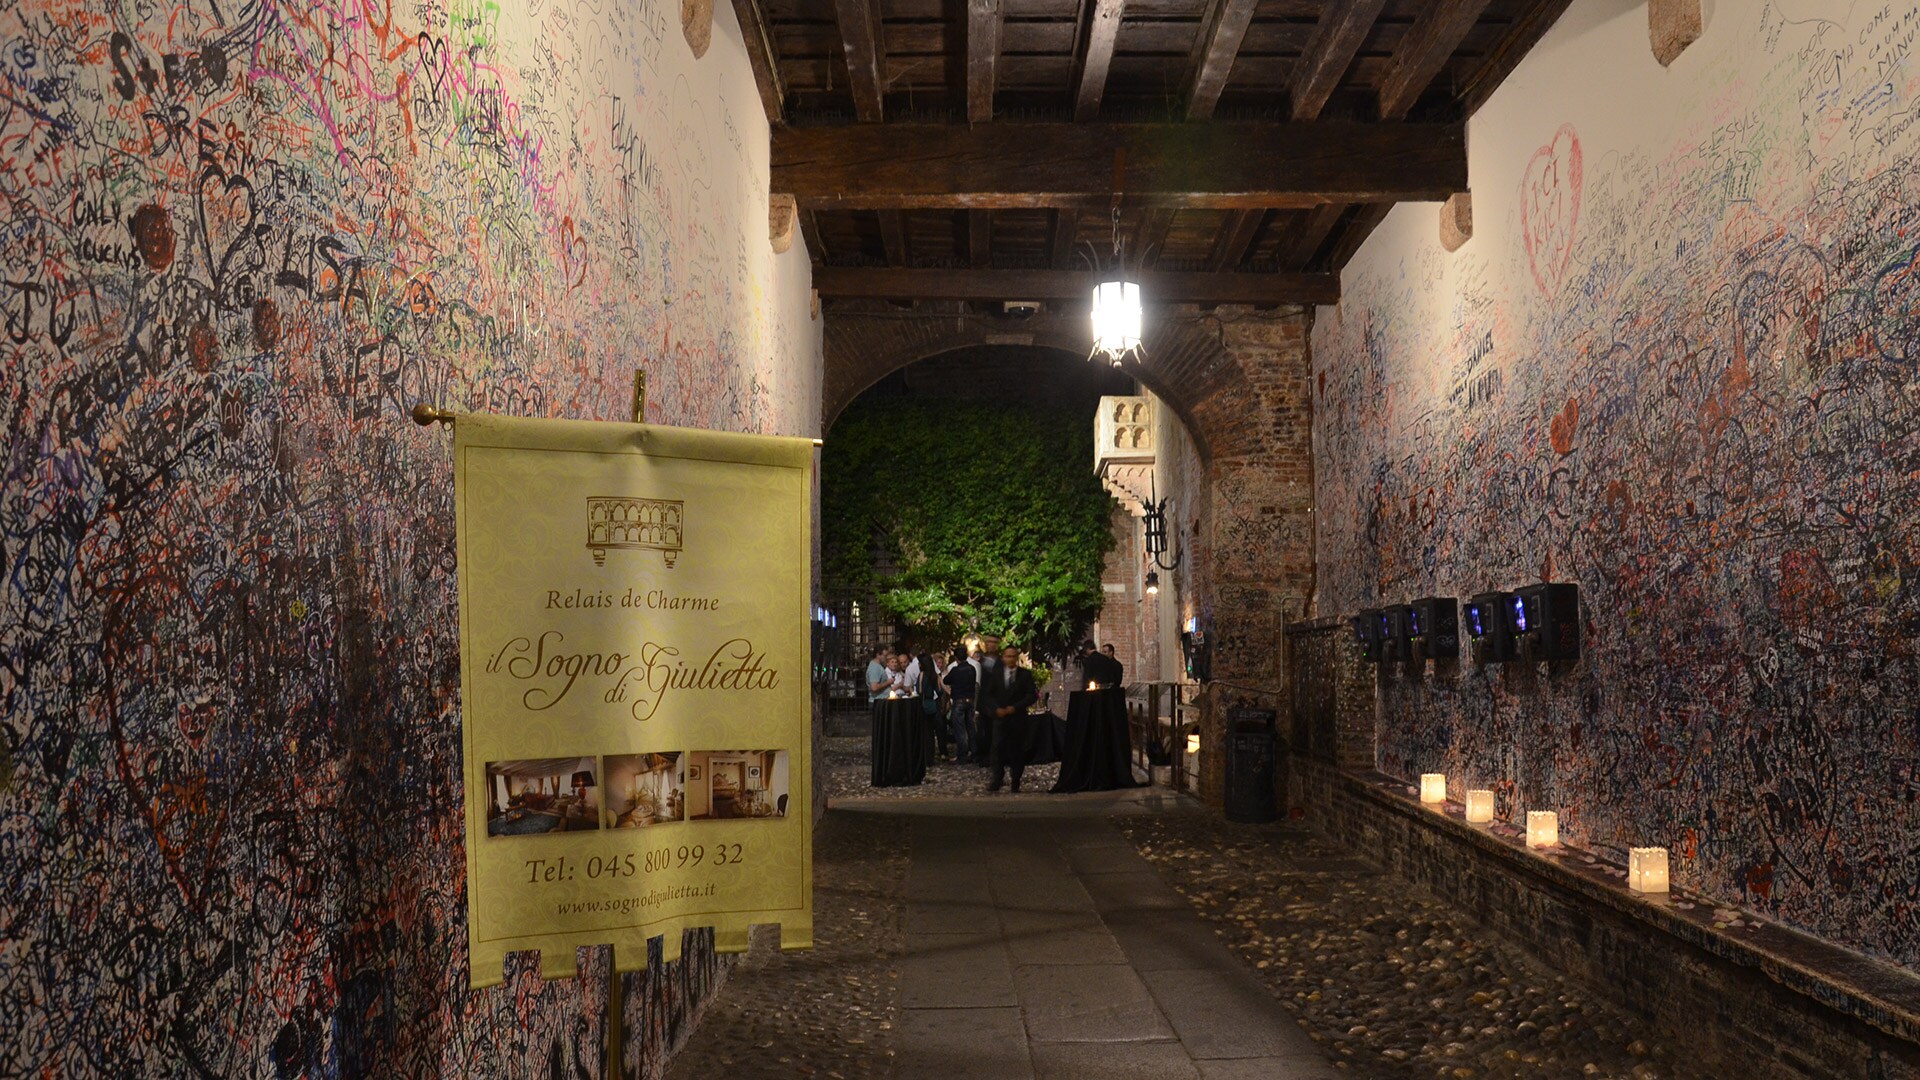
(773, 121, 1465, 209)
(730, 0, 787, 125)
(1325, 202, 1392, 269)
(1209, 209, 1265, 271)
(967, 0, 1003, 124)
(1073, 0, 1126, 121)
(1185, 0, 1259, 120)
(1133, 209, 1175, 268)
(1050, 209, 1082, 270)
(878, 210, 909, 265)
(1457, 0, 1579, 117)
(832, 0, 888, 121)
(799, 208, 826, 260)
(813, 266, 1340, 304)
(1278, 203, 1347, 270)
(1376, 0, 1494, 120)
(1289, 0, 1387, 121)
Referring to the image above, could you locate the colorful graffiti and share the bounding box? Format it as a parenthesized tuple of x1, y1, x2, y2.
(0, 0, 819, 1071)
(1313, 0, 1920, 968)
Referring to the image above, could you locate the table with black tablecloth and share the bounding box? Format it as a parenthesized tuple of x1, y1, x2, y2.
(870, 697, 928, 787)
(1050, 687, 1140, 793)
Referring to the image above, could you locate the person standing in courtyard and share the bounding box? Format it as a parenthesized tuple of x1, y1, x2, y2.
(974, 634, 1004, 766)
(1079, 639, 1122, 688)
(1103, 643, 1125, 685)
(942, 646, 979, 765)
(917, 646, 946, 761)
(866, 645, 892, 701)
(988, 645, 1039, 793)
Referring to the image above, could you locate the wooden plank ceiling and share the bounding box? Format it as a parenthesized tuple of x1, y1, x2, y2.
(733, 0, 1574, 306)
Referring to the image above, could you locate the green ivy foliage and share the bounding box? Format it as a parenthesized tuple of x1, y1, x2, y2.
(824, 398, 1117, 656)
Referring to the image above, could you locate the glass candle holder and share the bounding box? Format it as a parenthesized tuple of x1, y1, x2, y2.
(1464, 789, 1495, 823)
(1629, 847, 1670, 893)
(1420, 774, 1447, 804)
(1526, 811, 1559, 848)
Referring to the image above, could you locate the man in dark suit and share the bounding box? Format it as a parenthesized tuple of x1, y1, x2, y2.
(974, 634, 1003, 766)
(1079, 639, 1123, 687)
(988, 645, 1039, 793)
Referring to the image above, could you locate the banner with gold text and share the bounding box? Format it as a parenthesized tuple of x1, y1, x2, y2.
(455, 413, 813, 987)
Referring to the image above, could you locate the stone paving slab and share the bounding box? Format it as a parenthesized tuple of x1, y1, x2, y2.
(1082, 870, 1189, 911)
(1140, 966, 1325, 1060)
(1029, 1039, 1202, 1080)
(1014, 963, 1177, 1043)
(900, 933, 1018, 1008)
(1195, 1055, 1345, 1079)
(906, 898, 1000, 936)
(895, 1006, 1034, 1080)
(905, 865, 993, 904)
(1102, 907, 1241, 972)
(1001, 922, 1128, 966)
(990, 872, 1096, 912)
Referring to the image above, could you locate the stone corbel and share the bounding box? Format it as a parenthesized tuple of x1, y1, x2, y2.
(1439, 192, 1472, 252)
(1650, 0, 1702, 67)
(683, 0, 714, 58)
(770, 194, 798, 254)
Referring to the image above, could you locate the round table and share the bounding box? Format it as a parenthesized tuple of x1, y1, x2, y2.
(1050, 687, 1140, 793)
(870, 697, 928, 787)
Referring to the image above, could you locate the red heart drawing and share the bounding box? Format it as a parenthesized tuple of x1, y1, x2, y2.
(1549, 396, 1578, 455)
(1521, 124, 1582, 298)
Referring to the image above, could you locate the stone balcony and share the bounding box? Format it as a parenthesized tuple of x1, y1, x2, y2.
(1095, 395, 1154, 514)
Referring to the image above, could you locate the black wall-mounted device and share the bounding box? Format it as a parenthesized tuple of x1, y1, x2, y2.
(1464, 591, 1518, 664)
(1407, 596, 1459, 661)
(1351, 609, 1382, 663)
(1379, 604, 1412, 663)
(1513, 582, 1580, 661)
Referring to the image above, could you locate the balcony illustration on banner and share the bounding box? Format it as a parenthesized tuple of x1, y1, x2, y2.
(586, 496, 685, 567)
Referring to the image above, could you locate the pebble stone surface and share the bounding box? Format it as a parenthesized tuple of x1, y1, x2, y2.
(661, 794, 907, 1080)
(1117, 811, 1706, 1080)
(822, 733, 1063, 802)
(666, 733, 1699, 1080)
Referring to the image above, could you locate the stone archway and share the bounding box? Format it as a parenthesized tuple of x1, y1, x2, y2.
(823, 300, 1319, 804)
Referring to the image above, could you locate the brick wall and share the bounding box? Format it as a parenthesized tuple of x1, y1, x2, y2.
(1092, 503, 1158, 682)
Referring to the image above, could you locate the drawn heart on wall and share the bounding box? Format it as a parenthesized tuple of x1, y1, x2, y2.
(195, 167, 259, 291)
(1520, 124, 1582, 298)
(559, 215, 588, 291)
(1549, 396, 1578, 455)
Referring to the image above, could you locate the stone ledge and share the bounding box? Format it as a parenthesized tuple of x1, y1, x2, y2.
(1294, 757, 1920, 1073)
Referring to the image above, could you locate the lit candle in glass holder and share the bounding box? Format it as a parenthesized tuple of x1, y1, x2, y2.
(1526, 811, 1559, 848)
(1629, 847, 1669, 893)
(1464, 789, 1495, 823)
(1420, 774, 1446, 804)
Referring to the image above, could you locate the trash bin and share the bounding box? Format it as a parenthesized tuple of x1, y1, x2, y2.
(1224, 710, 1278, 824)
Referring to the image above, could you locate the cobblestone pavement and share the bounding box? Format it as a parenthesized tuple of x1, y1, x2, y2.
(663, 806, 909, 1080)
(671, 736, 1700, 1080)
(823, 733, 1063, 802)
(1116, 810, 1703, 1080)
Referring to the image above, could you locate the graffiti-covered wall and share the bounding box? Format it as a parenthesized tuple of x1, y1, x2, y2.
(0, 0, 821, 1071)
(1312, 0, 1920, 968)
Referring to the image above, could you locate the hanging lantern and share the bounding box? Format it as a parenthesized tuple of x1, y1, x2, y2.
(1090, 279, 1143, 364)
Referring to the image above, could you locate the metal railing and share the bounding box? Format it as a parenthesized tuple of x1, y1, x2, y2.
(1125, 681, 1202, 795)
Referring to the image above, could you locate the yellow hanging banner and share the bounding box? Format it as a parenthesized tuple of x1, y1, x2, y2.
(455, 413, 814, 986)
